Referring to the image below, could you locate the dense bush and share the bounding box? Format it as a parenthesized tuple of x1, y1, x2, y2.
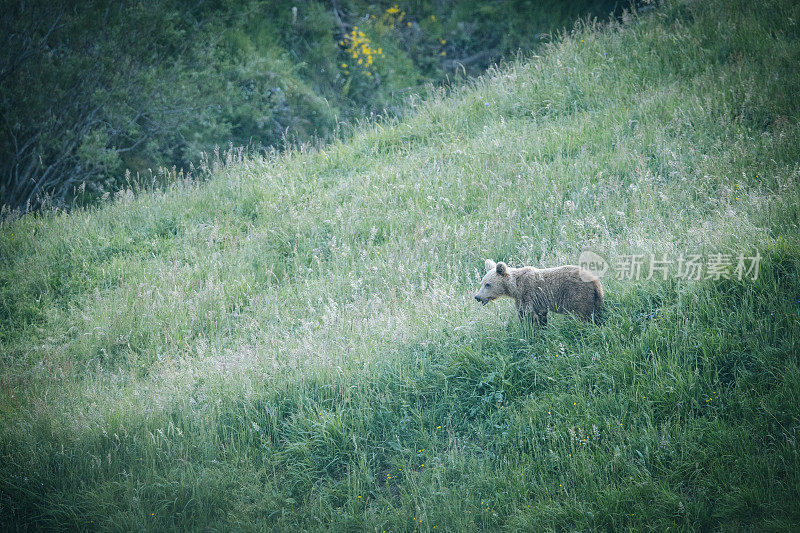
(0, 0, 619, 212)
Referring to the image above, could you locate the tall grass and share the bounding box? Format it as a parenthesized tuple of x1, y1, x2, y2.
(2, 0, 800, 530)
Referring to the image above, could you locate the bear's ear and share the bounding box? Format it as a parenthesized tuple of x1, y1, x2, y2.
(496, 262, 509, 276)
(485, 259, 496, 273)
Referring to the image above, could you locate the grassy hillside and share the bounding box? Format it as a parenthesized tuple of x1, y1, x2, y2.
(2, 0, 800, 530)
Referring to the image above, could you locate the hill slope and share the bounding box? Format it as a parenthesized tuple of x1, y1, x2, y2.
(2, 0, 800, 529)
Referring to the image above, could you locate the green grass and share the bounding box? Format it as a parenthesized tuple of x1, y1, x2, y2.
(2, 0, 800, 530)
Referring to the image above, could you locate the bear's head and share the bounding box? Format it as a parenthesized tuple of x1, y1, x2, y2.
(475, 259, 510, 305)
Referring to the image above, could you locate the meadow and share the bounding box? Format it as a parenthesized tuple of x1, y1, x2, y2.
(2, 0, 800, 530)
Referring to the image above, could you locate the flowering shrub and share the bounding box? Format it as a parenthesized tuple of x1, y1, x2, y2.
(337, 4, 449, 83)
(380, 4, 406, 28)
(339, 26, 384, 77)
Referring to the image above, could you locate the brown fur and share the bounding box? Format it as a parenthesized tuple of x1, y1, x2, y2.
(475, 259, 603, 326)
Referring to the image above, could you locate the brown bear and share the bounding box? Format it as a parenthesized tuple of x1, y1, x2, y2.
(475, 259, 603, 325)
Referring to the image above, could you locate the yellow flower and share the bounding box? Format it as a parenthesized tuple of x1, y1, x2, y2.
(431, 15, 436, 21)
(341, 63, 347, 68)
(440, 38, 446, 44)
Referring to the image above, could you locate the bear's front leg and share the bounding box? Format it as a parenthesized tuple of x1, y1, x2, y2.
(517, 305, 534, 325)
(517, 304, 546, 328)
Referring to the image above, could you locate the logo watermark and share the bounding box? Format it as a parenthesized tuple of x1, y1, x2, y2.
(578, 250, 761, 281)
